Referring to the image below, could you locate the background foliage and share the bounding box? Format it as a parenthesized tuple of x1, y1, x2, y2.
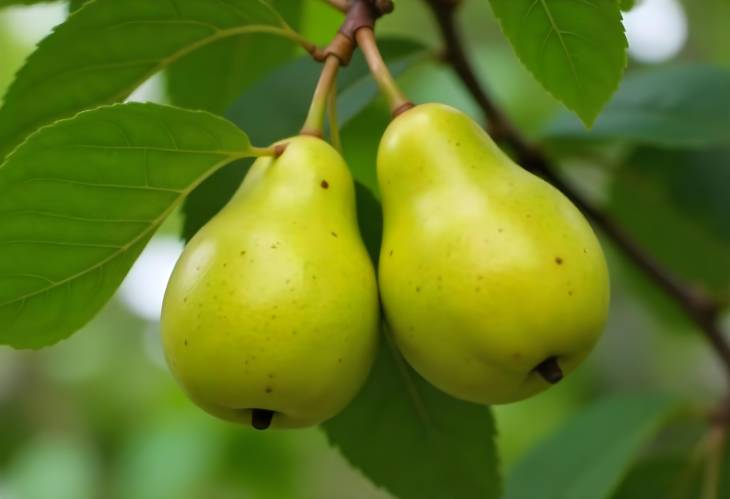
(0, 0, 728, 498)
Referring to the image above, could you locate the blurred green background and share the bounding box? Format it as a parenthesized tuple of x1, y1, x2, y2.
(0, 1, 728, 498)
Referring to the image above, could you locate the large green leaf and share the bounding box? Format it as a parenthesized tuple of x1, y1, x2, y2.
(324, 332, 501, 499)
(0, 0, 306, 160)
(545, 65, 730, 147)
(610, 148, 730, 299)
(504, 395, 679, 499)
(0, 103, 258, 349)
(488, 0, 627, 125)
(67, 0, 89, 12)
(611, 455, 702, 499)
(182, 38, 427, 241)
(165, 0, 305, 114)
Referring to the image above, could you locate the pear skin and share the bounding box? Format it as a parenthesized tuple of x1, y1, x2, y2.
(162, 136, 379, 428)
(377, 103, 610, 404)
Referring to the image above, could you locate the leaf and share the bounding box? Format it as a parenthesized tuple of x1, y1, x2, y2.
(612, 455, 702, 499)
(0, 0, 54, 6)
(0, 103, 257, 348)
(488, 0, 627, 125)
(182, 37, 426, 241)
(165, 0, 305, 114)
(0, 0, 303, 160)
(721, 443, 730, 499)
(619, 0, 636, 11)
(323, 332, 501, 499)
(67, 0, 89, 13)
(504, 395, 679, 499)
(609, 147, 730, 299)
(545, 65, 730, 147)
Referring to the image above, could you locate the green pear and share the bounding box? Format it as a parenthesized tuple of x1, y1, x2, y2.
(161, 136, 379, 429)
(377, 103, 609, 404)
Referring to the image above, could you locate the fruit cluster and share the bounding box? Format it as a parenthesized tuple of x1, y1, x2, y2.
(160, 103, 610, 430)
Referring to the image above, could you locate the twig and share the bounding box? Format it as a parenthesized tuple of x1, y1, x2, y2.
(422, 0, 730, 385)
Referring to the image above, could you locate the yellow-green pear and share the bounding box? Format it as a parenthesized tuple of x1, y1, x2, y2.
(161, 136, 379, 429)
(377, 103, 609, 404)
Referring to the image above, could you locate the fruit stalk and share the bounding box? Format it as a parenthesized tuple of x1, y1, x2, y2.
(301, 55, 341, 137)
(354, 27, 413, 117)
(327, 80, 343, 151)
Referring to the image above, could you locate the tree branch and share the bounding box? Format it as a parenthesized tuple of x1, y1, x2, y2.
(422, 0, 730, 384)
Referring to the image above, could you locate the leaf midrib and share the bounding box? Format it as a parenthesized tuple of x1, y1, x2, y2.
(537, 0, 580, 88)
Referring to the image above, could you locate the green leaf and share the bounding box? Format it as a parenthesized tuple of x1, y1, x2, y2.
(0, 103, 257, 348)
(165, 0, 305, 114)
(504, 395, 679, 499)
(545, 65, 730, 147)
(323, 332, 501, 499)
(721, 443, 730, 499)
(0, 0, 302, 160)
(0, 0, 54, 7)
(67, 0, 89, 13)
(619, 0, 636, 11)
(488, 0, 627, 125)
(612, 455, 702, 499)
(182, 38, 426, 241)
(610, 148, 730, 299)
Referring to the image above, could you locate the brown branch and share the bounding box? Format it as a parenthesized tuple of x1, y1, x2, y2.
(422, 0, 730, 385)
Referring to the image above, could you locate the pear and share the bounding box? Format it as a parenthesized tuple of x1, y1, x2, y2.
(161, 136, 379, 429)
(377, 103, 609, 404)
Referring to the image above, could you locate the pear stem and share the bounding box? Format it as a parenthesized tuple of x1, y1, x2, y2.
(327, 80, 343, 152)
(354, 27, 414, 117)
(301, 55, 341, 137)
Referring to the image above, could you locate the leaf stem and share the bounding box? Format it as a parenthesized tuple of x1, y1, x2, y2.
(422, 0, 730, 393)
(301, 55, 341, 136)
(281, 27, 327, 61)
(250, 145, 284, 157)
(355, 27, 414, 116)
